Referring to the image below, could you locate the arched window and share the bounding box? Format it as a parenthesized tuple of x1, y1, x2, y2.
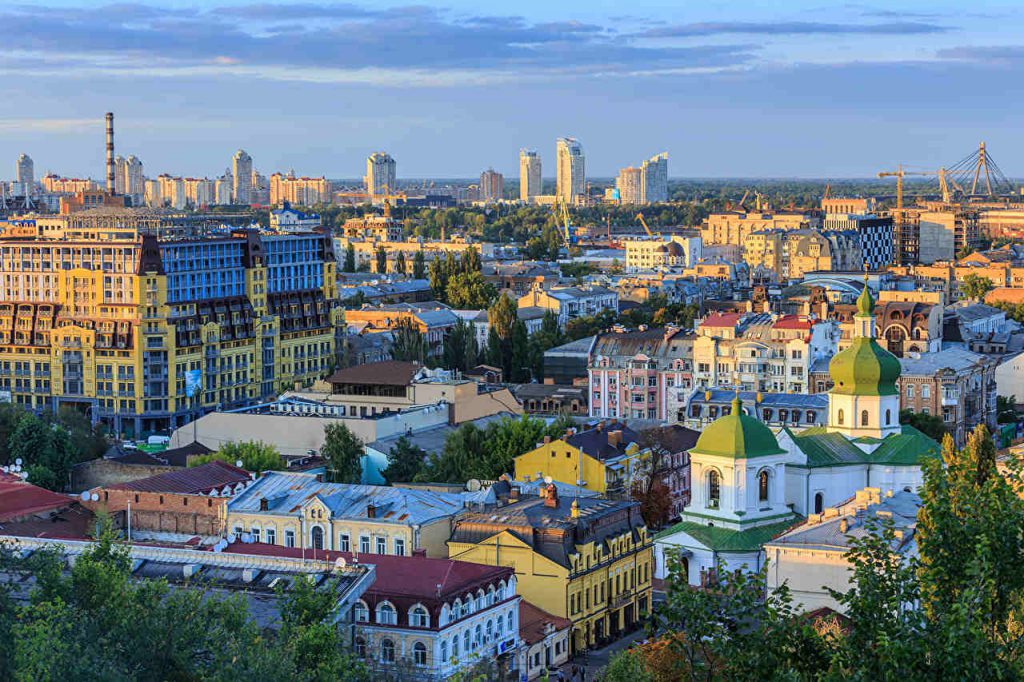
(861, 410, 869, 426)
(376, 602, 397, 625)
(440, 639, 449, 663)
(806, 410, 816, 424)
(311, 525, 324, 550)
(354, 601, 369, 623)
(462, 630, 470, 653)
(487, 586, 496, 604)
(485, 619, 493, 642)
(413, 642, 427, 666)
(380, 639, 395, 662)
(354, 636, 366, 658)
(758, 470, 770, 503)
(707, 470, 720, 508)
(453, 634, 460, 657)
(506, 611, 514, 633)
(837, 409, 844, 425)
(409, 605, 429, 628)
(474, 624, 482, 649)
(885, 408, 892, 425)
(814, 492, 824, 515)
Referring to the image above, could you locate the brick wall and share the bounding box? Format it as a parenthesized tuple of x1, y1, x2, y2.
(85, 489, 227, 536)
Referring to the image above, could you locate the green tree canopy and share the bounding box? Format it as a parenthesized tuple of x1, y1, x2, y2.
(380, 436, 428, 483)
(322, 423, 363, 484)
(960, 273, 995, 301)
(189, 440, 284, 472)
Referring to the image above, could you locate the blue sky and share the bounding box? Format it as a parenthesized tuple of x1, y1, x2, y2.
(1, 1, 1022, 179)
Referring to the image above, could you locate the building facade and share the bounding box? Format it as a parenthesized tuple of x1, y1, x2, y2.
(519, 150, 542, 202)
(641, 152, 668, 204)
(0, 220, 339, 436)
(366, 152, 397, 197)
(232, 150, 253, 205)
(555, 138, 585, 204)
(623, 235, 702, 270)
(479, 169, 504, 203)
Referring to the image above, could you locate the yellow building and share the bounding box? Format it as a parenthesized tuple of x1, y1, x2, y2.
(226, 471, 467, 558)
(701, 210, 815, 246)
(449, 485, 654, 653)
(514, 421, 649, 497)
(0, 213, 340, 437)
(334, 236, 495, 274)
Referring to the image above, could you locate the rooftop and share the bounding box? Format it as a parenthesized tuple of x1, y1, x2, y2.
(106, 461, 251, 495)
(898, 347, 987, 375)
(0, 480, 74, 523)
(325, 360, 422, 387)
(656, 517, 799, 552)
(519, 601, 572, 645)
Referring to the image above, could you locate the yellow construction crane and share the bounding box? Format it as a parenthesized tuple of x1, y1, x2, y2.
(878, 165, 963, 209)
(737, 189, 750, 210)
(635, 212, 655, 237)
(823, 183, 831, 200)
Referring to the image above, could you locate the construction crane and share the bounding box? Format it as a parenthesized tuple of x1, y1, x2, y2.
(635, 212, 655, 237)
(823, 183, 831, 200)
(737, 189, 750, 211)
(556, 199, 575, 248)
(877, 165, 964, 209)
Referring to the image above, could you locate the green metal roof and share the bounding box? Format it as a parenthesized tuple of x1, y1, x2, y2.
(656, 518, 800, 552)
(829, 336, 901, 396)
(690, 396, 785, 460)
(788, 425, 940, 468)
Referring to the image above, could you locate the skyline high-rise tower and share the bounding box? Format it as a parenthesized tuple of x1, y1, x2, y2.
(365, 151, 397, 196)
(232, 149, 253, 205)
(519, 149, 542, 202)
(556, 137, 584, 203)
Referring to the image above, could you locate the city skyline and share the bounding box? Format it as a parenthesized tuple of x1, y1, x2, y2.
(2, 1, 1024, 177)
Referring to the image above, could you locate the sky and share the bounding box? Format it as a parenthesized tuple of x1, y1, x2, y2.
(1, 1, 1023, 179)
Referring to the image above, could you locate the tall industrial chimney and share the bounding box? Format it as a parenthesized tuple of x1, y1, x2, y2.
(105, 112, 115, 194)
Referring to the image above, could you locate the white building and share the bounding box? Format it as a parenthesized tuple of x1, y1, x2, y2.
(15, 153, 33, 195)
(270, 205, 322, 232)
(366, 152, 397, 196)
(623, 235, 702, 270)
(641, 152, 668, 204)
(655, 287, 940, 586)
(555, 137, 584, 204)
(232, 149, 253, 204)
(519, 150, 542, 202)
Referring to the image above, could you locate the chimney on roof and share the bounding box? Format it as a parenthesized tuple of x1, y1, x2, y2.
(367, 503, 377, 519)
(543, 484, 559, 508)
(259, 497, 269, 511)
(608, 430, 623, 448)
(543, 435, 551, 444)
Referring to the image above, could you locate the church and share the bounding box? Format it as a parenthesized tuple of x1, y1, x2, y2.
(655, 286, 941, 585)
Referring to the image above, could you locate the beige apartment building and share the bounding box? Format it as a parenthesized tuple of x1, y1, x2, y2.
(701, 210, 816, 246)
(743, 229, 862, 281)
(520, 150, 542, 202)
(623, 235, 702, 270)
(269, 173, 332, 206)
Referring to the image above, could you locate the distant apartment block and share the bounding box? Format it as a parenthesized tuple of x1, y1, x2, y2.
(556, 137, 585, 203)
(365, 152, 397, 196)
(270, 172, 332, 206)
(479, 168, 504, 202)
(232, 149, 253, 204)
(519, 149, 542, 202)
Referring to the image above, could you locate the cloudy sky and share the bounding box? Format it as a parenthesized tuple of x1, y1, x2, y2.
(0, 1, 1021, 179)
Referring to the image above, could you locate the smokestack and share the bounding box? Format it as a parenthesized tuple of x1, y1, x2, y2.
(105, 112, 115, 194)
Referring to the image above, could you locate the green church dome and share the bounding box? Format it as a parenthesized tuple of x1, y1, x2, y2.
(829, 337, 901, 396)
(856, 285, 875, 316)
(691, 396, 785, 459)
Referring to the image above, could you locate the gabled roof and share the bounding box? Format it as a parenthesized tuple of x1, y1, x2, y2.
(700, 312, 743, 328)
(107, 461, 251, 494)
(564, 421, 642, 461)
(656, 518, 799, 552)
(0, 480, 73, 522)
(519, 601, 572, 644)
(788, 425, 940, 468)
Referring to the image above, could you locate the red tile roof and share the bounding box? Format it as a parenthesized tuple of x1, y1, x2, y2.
(219, 542, 512, 602)
(772, 315, 815, 331)
(0, 480, 74, 522)
(106, 460, 251, 495)
(700, 312, 743, 328)
(325, 360, 422, 387)
(519, 601, 571, 645)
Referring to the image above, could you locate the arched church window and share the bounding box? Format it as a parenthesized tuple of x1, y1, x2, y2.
(814, 492, 824, 515)
(707, 470, 720, 509)
(758, 470, 769, 503)
(837, 409, 844, 425)
(885, 409, 891, 425)
(861, 410, 869, 426)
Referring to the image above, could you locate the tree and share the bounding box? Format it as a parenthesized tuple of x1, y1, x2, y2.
(442, 318, 478, 373)
(391, 318, 428, 364)
(321, 423, 363, 484)
(343, 242, 356, 273)
(394, 250, 407, 275)
(381, 436, 427, 483)
(374, 245, 388, 274)
(997, 394, 1018, 423)
(189, 440, 284, 472)
(412, 250, 426, 279)
(631, 477, 673, 529)
(961, 273, 995, 302)
(9, 414, 74, 491)
(899, 408, 947, 441)
(484, 294, 519, 379)
(445, 270, 496, 309)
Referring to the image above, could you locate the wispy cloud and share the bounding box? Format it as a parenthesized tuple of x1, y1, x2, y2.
(636, 20, 950, 39)
(0, 118, 97, 133)
(936, 45, 1024, 64)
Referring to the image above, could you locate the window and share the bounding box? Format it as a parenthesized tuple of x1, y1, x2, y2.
(410, 605, 429, 627)
(861, 410, 869, 427)
(758, 470, 770, 503)
(473, 624, 482, 650)
(380, 639, 395, 663)
(339, 534, 350, 552)
(885, 409, 892, 425)
(355, 637, 366, 658)
(376, 537, 386, 554)
(360, 535, 370, 554)
(394, 538, 405, 556)
(707, 470, 720, 509)
(463, 630, 470, 654)
(837, 409, 844, 425)
(377, 602, 397, 625)
(814, 492, 824, 515)
(906, 385, 915, 398)
(250, 527, 260, 543)
(311, 526, 324, 550)
(265, 528, 276, 545)
(485, 619, 493, 642)
(284, 530, 295, 548)
(507, 612, 514, 633)
(413, 642, 427, 666)
(921, 385, 930, 399)
(441, 639, 449, 663)
(354, 601, 369, 622)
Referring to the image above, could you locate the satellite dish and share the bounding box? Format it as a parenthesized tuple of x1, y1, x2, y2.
(80, 491, 90, 501)
(543, 475, 553, 485)
(466, 479, 481, 492)
(227, 533, 237, 544)
(90, 493, 99, 502)
(14, 458, 22, 466)
(235, 460, 244, 468)
(334, 557, 347, 570)
(241, 533, 253, 544)
(1, 466, 8, 473)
